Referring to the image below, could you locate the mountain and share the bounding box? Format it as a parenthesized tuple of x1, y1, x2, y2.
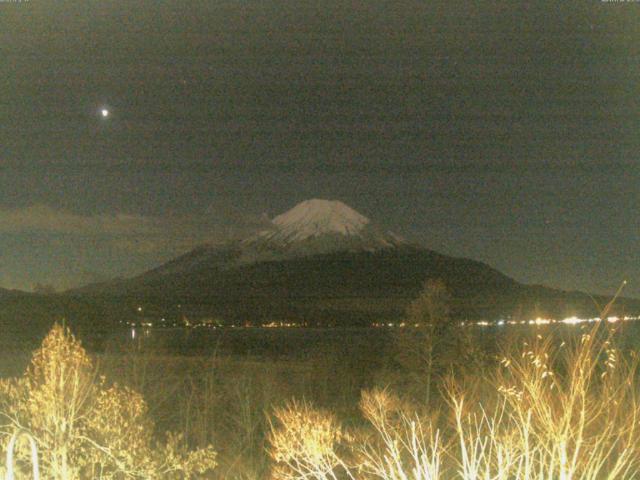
(66, 199, 640, 326)
(245, 199, 404, 253)
(127, 199, 404, 279)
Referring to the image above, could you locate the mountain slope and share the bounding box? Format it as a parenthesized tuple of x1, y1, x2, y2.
(107, 199, 404, 282)
(67, 199, 640, 325)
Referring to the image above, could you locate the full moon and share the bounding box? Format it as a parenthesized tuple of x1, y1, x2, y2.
(100, 108, 109, 118)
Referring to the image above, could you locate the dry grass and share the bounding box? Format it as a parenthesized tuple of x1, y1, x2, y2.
(268, 323, 640, 479)
(1, 320, 639, 479)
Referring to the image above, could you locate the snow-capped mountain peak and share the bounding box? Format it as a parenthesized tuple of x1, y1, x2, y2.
(133, 199, 407, 278)
(271, 199, 370, 241)
(242, 199, 404, 256)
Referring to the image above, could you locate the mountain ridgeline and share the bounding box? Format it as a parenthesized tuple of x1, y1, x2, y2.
(51, 199, 638, 327)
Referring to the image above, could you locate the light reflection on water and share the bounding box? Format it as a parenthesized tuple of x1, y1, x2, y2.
(3, 320, 640, 365)
(112, 320, 640, 360)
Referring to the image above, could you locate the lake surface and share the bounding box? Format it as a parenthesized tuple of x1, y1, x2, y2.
(3, 321, 640, 363)
(82, 320, 640, 357)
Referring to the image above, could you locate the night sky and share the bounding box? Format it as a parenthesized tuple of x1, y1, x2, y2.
(1, 1, 638, 296)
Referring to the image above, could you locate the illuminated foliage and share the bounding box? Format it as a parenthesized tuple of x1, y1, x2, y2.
(270, 324, 640, 479)
(0, 323, 217, 479)
(268, 400, 353, 480)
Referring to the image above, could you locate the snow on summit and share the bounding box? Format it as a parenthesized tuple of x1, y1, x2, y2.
(271, 199, 370, 241)
(152, 199, 406, 276)
(243, 198, 404, 256)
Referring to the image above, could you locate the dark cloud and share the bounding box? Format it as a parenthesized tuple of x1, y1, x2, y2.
(0, 204, 269, 291)
(0, 205, 157, 236)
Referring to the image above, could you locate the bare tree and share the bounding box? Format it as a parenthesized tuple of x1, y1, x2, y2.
(395, 279, 455, 405)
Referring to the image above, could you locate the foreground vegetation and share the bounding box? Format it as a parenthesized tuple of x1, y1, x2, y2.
(269, 324, 639, 479)
(0, 324, 217, 479)
(0, 283, 638, 478)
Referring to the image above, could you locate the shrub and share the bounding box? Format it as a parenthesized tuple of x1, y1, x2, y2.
(454, 326, 640, 479)
(268, 399, 354, 480)
(358, 388, 441, 480)
(269, 323, 640, 479)
(0, 323, 217, 479)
